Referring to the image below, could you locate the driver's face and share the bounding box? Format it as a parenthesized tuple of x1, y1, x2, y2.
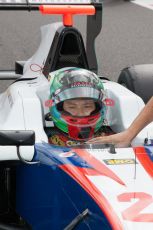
(63, 99, 96, 117)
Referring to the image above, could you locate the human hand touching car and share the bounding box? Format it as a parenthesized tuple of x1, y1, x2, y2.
(87, 97, 153, 147)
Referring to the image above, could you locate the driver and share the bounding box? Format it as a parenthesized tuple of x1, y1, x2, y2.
(46, 67, 113, 146)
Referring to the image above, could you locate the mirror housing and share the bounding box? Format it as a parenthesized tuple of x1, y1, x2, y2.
(0, 130, 35, 146)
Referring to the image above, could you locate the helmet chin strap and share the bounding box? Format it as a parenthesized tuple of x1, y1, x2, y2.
(78, 127, 94, 139)
(68, 125, 94, 140)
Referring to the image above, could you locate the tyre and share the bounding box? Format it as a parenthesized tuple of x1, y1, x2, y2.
(118, 64, 153, 103)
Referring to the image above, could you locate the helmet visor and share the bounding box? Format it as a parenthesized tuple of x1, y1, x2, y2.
(54, 87, 103, 104)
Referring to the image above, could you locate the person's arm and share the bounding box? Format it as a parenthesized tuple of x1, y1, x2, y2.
(125, 96, 153, 139)
(87, 96, 153, 147)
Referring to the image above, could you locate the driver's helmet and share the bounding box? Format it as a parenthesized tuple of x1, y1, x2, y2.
(49, 67, 106, 141)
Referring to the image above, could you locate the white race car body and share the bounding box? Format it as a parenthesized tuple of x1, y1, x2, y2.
(0, 2, 153, 230)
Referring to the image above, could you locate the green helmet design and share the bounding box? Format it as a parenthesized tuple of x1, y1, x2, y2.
(49, 67, 106, 140)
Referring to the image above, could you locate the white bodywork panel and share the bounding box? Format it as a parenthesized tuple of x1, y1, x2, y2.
(23, 23, 63, 78)
(83, 146, 153, 230)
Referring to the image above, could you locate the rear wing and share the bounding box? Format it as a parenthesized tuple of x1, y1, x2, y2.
(0, 0, 103, 73)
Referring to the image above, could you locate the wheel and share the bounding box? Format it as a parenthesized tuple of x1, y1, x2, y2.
(118, 64, 153, 103)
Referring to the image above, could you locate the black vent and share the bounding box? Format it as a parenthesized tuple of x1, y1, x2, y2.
(43, 26, 89, 77)
(60, 33, 80, 55)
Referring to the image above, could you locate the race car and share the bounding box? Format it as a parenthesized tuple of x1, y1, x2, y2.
(0, 1, 153, 230)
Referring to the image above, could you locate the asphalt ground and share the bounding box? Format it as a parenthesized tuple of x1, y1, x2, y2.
(0, 0, 153, 92)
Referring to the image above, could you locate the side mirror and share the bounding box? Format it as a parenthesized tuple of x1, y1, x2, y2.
(0, 130, 35, 146)
(0, 130, 38, 164)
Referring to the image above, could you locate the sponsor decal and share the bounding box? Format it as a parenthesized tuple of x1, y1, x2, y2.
(59, 151, 75, 158)
(45, 99, 53, 107)
(66, 140, 81, 146)
(71, 81, 93, 88)
(103, 98, 115, 107)
(104, 158, 137, 165)
(49, 134, 66, 146)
